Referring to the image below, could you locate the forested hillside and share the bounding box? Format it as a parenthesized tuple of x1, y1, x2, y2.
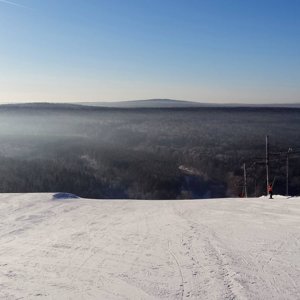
(0, 104, 299, 199)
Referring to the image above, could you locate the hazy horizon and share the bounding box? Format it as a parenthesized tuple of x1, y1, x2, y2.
(1, 98, 300, 106)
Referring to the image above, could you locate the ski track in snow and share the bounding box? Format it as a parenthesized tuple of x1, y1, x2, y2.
(0, 193, 299, 299)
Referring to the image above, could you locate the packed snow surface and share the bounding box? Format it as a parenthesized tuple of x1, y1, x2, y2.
(0, 194, 299, 299)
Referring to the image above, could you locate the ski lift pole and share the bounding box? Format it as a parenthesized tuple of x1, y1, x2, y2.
(266, 135, 269, 195)
(286, 148, 292, 196)
(243, 163, 247, 198)
(286, 152, 289, 196)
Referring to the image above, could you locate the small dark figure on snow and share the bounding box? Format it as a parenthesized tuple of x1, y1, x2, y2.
(268, 183, 273, 199)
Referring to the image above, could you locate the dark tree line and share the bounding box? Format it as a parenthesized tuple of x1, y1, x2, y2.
(0, 105, 299, 199)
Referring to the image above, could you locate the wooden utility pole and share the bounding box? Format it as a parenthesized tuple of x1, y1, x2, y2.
(243, 163, 248, 198)
(286, 148, 292, 196)
(286, 153, 289, 196)
(266, 135, 269, 195)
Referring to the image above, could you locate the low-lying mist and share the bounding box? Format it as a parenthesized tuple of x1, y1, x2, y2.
(0, 104, 300, 199)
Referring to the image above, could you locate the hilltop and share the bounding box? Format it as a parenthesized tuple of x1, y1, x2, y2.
(0, 193, 299, 299)
(77, 99, 300, 109)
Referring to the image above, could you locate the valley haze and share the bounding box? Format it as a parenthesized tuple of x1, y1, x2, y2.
(0, 100, 300, 199)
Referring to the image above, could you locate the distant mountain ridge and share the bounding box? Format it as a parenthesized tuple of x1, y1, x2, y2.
(1, 99, 300, 109)
(77, 99, 300, 108)
(78, 99, 203, 108)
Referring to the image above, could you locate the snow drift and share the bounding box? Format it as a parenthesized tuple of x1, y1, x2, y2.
(0, 193, 299, 299)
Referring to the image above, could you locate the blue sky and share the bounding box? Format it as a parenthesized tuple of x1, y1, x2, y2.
(0, 0, 299, 103)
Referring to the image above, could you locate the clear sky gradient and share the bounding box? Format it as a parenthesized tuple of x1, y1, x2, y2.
(0, 0, 299, 103)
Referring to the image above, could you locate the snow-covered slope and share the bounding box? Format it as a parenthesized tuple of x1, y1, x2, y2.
(0, 194, 299, 299)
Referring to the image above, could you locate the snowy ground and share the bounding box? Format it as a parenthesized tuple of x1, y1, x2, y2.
(0, 194, 299, 300)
